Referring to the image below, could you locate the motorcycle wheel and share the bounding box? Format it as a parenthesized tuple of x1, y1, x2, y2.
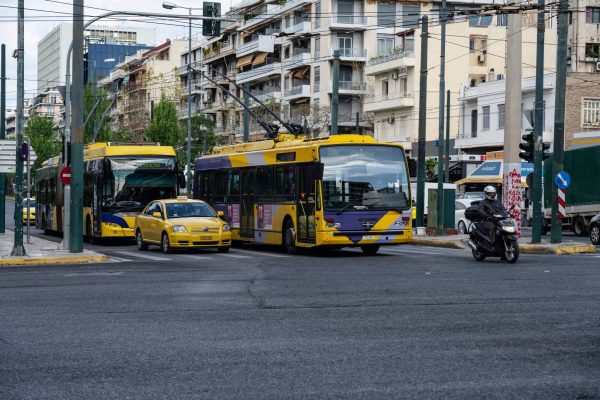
(504, 241, 519, 264)
(472, 248, 486, 261)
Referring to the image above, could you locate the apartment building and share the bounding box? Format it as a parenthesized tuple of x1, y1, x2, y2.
(30, 88, 65, 127)
(365, 11, 558, 153)
(455, 74, 556, 154)
(37, 23, 156, 94)
(99, 40, 191, 137)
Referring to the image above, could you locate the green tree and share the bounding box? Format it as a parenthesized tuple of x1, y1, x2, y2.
(84, 83, 113, 143)
(177, 112, 218, 165)
(425, 158, 437, 181)
(146, 93, 182, 147)
(25, 116, 62, 172)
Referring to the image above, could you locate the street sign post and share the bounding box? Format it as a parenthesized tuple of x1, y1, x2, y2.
(555, 171, 570, 220)
(60, 166, 71, 250)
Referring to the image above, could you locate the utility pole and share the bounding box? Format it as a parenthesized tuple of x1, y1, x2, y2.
(0, 43, 6, 234)
(531, 0, 545, 243)
(186, 7, 192, 193)
(416, 16, 428, 233)
(69, 0, 84, 253)
(355, 112, 360, 134)
(444, 90, 450, 183)
(331, 50, 340, 135)
(551, 0, 568, 243)
(436, 0, 447, 235)
(243, 84, 249, 142)
(12, 0, 25, 256)
(63, 46, 72, 250)
(503, 13, 522, 236)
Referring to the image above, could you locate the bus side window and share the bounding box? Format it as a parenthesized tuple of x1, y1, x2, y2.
(227, 170, 240, 200)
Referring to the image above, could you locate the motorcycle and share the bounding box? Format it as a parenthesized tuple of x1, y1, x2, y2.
(465, 209, 519, 264)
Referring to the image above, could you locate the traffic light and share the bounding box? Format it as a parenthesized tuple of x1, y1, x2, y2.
(541, 141, 551, 160)
(519, 130, 534, 162)
(202, 2, 221, 37)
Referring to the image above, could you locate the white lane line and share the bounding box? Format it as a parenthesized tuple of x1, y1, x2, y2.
(230, 249, 290, 258)
(108, 256, 133, 262)
(114, 251, 172, 261)
(220, 253, 252, 259)
(178, 254, 215, 260)
(384, 248, 460, 255)
(65, 271, 123, 277)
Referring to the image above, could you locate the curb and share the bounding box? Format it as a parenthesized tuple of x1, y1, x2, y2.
(412, 237, 468, 250)
(520, 243, 597, 255)
(0, 254, 109, 267)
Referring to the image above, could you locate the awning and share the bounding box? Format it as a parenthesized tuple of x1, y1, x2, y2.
(293, 67, 309, 79)
(252, 52, 268, 66)
(454, 160, 533, 187)
(236, 54, 254, 69)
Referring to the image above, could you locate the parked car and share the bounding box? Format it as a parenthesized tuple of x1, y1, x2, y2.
(456, 191, 485, 201)
(589, 213, 600, 245)
(455, 199, 482, 234)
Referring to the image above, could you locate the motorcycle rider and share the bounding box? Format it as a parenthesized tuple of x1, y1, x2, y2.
(479, 186, 506, 244)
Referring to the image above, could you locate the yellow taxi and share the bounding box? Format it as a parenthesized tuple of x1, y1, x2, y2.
(134, 197, 231, 254)
(23, 197, 36, 225)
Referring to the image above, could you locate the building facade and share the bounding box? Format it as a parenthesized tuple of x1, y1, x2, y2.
(455, 74, 556, 154)
(84, 42, 153, 85)
(37, 23, 156, 93)
(30, 88, 65, 127)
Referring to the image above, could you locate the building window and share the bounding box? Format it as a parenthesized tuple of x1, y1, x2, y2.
(586, 7, 600, 23)
(583, 98, 600, 127)
(482, 106, 490, 130)
(315, 37, 320, 58)
(498, 104, 505, 129)
(497, 14, 507, 26)
(401, 4, 420, 28)
(337, 34, 353, 57)
(314, 2, 321, 28)
(314, 66, 320, 92)
(377, 1, 395, 27)
(400, 77, 408, 96)
(469, 38, 475, 53)
(585, 43, 600, 58)
(382, 80, 388, 96)
(377, 34, 395, 57)
(471, 109, 478, 137)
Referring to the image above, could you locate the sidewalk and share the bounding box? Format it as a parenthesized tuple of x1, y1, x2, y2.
(412, 233, 597, 255)
(0, 230, 108, 267)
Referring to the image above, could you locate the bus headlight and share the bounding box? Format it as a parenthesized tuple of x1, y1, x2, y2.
(222, 223, 231, 232)
(172, 225, 187, 233)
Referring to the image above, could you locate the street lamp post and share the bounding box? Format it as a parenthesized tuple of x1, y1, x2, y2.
(163, 1, 196, 194)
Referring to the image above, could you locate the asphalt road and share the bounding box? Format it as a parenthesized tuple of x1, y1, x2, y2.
(2, 232, 600, 398)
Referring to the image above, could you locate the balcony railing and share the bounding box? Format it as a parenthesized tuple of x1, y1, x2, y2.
(203, 41, 234, 60)
(365, 93, 412, 104)
(284, 84, 310, 98)
(237, 61, 282, 82)
(284, 51, 311, 69)
(330, 15, 367, 25)
(284, 20, 310, 35)
(338, 81, 367, 91)
(367, 50, 414, 67)
(330, 48, 368, 58)
(237, 39, 259, 55)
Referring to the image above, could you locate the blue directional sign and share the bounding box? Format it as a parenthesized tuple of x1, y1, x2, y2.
(555, 170, 571, 190)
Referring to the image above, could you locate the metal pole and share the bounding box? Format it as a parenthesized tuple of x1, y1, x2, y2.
(26, 137, 30, 243)
(551, 0, 568, 243)
(0, 43, 6, 234)
(444, 90, 450, 183)
(531, 0, 545, 244)
(416, 16, 428, 232)
(502, 13, 523, 237)
(436, 0, 446, 235)
(11, 0, 25, 256)
(187, 8, 193, 193)
(69, 0, 84, 253)
(243, 85, 249, 142)
(355, 112, 360, 134)
(331, 50, 340, 135)
(63, 46, 71, 250)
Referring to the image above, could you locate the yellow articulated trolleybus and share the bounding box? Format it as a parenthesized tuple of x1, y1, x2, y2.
(193, 134, 413, 255)
(36, 143, 184, 242)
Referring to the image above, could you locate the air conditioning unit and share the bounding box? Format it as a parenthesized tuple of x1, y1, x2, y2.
(391, 71, 400, 80)
(387, 116, 395, 124)
(478, 53, 486, 63)
(596, 61, 600, 71)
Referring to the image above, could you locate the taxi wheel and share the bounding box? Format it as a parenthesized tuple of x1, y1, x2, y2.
(161, 232, 172, 254)
(217, 246, 230, 253)
(136, 229, 148, 251)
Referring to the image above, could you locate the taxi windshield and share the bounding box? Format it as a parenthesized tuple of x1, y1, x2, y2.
(24, 200, 36, 208)
(166, 202, 216, 219)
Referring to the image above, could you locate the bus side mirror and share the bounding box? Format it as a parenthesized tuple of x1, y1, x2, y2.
(315, 163, 324, 179)
(407, 158, 417, 178)
(178, 170, 186, 188)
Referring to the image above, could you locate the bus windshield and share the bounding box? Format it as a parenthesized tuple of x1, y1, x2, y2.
(103, 157, 177, 211)
(320, 145, 410, 211)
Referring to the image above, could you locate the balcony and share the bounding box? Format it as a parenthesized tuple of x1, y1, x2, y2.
(237, 61, 282, 84)
(366, 51, 415, 75)
(329, 48, 368, 62)
(237, 39, 259, 57)
(240, 4, 282, 31)
(284, 84, 311, 100)
(284, 51, 311, 70)
(284, 21, 311, 36)
(328, 81, 367, 95)
(329, 14, 368, 29)
(203, 41, 235, 63)
(364, 93, 414, 112)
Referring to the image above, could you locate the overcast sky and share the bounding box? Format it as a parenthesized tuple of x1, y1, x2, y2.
(0, 0, 233, 110)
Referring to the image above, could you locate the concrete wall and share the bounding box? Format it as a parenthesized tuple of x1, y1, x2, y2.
(565, 72, 600, 148)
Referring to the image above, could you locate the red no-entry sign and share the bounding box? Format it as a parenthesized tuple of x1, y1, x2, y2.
(60, 166, 72, 185)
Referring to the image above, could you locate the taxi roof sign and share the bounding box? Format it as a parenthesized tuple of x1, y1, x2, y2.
(176, 195, 188, 201)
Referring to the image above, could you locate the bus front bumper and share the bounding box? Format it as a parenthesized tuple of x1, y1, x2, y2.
(318, 229, 413, 246)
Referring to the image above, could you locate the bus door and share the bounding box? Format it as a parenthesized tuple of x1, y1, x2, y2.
(240, 169, 255, 238)
(93, 173, 103, 237)
(297, 164, 316, 243)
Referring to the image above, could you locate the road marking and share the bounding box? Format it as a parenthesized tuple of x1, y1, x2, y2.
(114, 251, 171, 261)
(220, 253, 252, 259)
(109, 256, 133, 262)
(384, 247, 462, 255)
(178, 254, 215, 261)
(65, 271, 123, 277)
(230, 249, 290, 258)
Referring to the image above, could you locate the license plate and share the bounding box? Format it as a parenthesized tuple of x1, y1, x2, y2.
(362, 235, 375, 240)
(201, 235, 213, 240)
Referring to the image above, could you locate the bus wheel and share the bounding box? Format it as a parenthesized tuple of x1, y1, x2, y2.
(85, 218, 95, 244)
(283, 219, 297, 255)
(360, 244, 380, 255)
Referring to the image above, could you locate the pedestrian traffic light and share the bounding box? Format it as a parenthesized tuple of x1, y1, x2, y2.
(202, 2, 221, 37)
(541, 141, 551, 160)
(519, 130, 534, 162)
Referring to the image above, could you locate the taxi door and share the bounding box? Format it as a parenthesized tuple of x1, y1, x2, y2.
(138, 201, 156, 242)
(147, 202, 165, 243)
